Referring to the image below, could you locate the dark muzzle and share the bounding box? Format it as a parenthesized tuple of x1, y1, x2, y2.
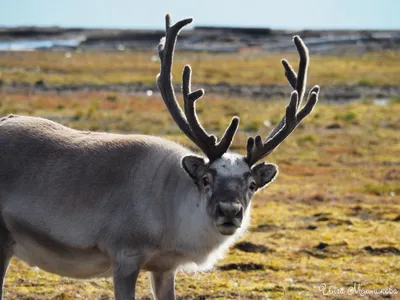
(216, 202, 243, 224)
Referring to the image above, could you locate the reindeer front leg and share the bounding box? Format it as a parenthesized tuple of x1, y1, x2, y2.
(151, 270, 176, 300)
(112, 250, 144, 300)
(0, 226, 13, 300)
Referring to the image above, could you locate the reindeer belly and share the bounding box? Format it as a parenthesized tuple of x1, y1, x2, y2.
(3, 198, 114, 278)
(13, 238, 112, 279)
(4, 213, 112, 279)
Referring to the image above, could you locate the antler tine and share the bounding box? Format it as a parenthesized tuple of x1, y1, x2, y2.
(216, 116, 240, 158)
(182, 65, 239, 161)
(245, 36, 320, 165)
(281, 35, 309, 101)
(265, 36, 308, 143)
(156, 14, 196, 144)
(157, 14, 239, 162)
(293, 36, 309, 101)
(182, 65, 216, 156)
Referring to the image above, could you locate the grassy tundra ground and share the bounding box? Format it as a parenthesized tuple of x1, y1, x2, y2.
(0, 49, 400, 299)
(0, 89, 399, 299)
(1, 50, 400, 86)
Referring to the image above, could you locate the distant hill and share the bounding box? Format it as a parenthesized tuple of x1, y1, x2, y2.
(0, 26, 399, 53)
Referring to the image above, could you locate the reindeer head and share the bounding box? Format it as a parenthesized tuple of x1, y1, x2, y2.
(180, 153, 277, 235)
(157, 15, 319, 236)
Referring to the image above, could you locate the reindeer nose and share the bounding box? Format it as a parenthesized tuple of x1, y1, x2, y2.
(217, 202, 243, 220)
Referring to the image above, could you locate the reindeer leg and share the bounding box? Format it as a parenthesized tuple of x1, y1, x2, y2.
(112, 250, 144, 300)
(151, 270, 176, 300)
(0, 225, 13, 300)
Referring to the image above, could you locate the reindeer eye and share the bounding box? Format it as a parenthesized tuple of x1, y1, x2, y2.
(202, 176, 210, 187)
(249, 182, 256, 191)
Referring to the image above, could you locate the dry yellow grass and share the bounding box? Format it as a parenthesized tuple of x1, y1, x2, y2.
(0, 50, 400, 86)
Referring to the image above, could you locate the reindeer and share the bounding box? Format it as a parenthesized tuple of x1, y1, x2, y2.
(0, 15, 319, 300)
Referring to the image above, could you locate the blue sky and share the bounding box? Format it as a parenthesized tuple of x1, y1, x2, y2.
(0, 0, 398, 30)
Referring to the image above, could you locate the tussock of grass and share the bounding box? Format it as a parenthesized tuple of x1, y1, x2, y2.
(364, 183, 400, 196)
(390, 96, 400, 104)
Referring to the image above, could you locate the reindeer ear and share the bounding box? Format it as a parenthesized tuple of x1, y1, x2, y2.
(251, 162, 278, 189)
(181, 155, 207, 180)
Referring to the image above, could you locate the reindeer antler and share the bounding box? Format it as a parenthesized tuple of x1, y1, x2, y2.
(157, 14, 239, 162)
(245, 36, 320, 166)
